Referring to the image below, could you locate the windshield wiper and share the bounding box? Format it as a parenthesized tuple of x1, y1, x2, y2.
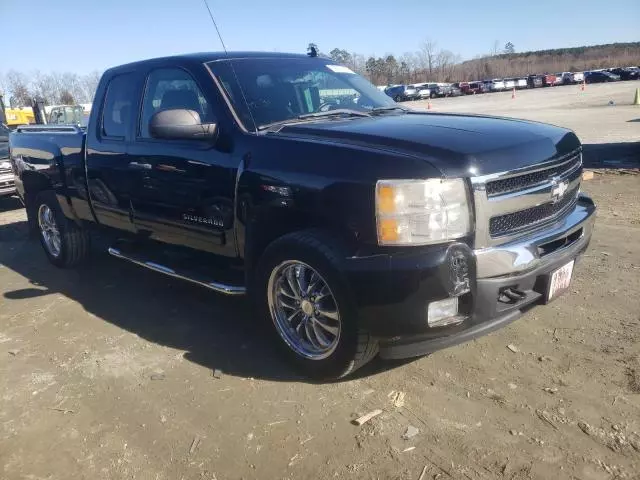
(257, 118, 307, 131)
(257, 109, 371, 132)
(297, 109, 371, 119)
(370, 106, 409, 114)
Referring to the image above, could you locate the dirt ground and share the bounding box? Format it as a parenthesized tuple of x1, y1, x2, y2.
(1, 84, 640, 480)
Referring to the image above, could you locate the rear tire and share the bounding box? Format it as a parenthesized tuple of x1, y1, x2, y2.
(35, 191, 90, 268)
(255, 230, 378, 380)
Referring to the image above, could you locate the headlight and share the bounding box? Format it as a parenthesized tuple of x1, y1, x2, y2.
(0, 161, 11, 169)
(375, 179, 471, 245)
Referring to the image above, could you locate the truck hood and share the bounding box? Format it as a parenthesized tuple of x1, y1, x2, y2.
(276, 111, 580, 177)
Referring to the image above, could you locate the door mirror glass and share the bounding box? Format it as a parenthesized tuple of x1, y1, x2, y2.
(149, 109, 217, 140)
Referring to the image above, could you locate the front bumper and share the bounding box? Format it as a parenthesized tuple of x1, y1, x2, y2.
(345, 194, 596, 359)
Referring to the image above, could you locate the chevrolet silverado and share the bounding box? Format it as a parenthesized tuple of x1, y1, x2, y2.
(8, 52, 596, 379)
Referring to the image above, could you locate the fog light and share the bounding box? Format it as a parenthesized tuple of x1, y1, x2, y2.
(427, 297, 460, 327)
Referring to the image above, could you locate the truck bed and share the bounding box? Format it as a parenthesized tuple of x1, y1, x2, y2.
(9, 124, 91, 221)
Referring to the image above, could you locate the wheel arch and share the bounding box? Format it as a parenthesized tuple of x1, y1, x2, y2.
(243, 207, 358, 283)
(20, 171, 55, 230)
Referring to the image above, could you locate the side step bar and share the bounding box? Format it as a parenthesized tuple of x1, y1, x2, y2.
(107, 247, 246, 296)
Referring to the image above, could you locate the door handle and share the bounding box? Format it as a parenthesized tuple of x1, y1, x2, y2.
(128, 161, 152, 170)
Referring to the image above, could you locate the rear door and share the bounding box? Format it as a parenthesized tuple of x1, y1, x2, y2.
(127, 66, 238, 257)
(85, 71, 142, 233)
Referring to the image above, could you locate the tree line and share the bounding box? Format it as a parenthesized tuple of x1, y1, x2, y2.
(0, 70, 101, 107)
(317, 41, 640, 85)
(2, 41, 639, 108)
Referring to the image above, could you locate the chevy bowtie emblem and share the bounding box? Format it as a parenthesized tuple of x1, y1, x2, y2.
(550, 177, 569, 203)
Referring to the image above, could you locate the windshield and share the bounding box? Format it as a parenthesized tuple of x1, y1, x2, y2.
(208, 57, 396, 131)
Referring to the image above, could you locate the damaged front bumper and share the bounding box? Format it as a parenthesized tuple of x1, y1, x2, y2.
(368, 194, 596, 360)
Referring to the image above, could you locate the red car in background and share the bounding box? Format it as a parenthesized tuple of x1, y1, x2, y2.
(542, 73, 557, 87)
(453, 82, 470, 94)
(467, 81, 489, 94)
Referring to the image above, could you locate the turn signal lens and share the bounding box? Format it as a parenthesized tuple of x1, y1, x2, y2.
(375, 179, 471, 245)
(377, 185, 397, 214)
(378, 218, 400, 243)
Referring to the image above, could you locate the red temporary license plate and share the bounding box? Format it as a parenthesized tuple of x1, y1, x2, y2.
(547, 260, 574, 302)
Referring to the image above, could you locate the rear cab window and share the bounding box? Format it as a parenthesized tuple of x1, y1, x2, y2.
(101, 73, 136, 139)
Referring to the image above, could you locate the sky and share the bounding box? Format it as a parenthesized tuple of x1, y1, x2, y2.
(2, 0, 639, 74)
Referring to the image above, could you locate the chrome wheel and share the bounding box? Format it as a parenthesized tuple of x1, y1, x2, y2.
(38, 204, 61, 257)
(267, 261, 341, 360)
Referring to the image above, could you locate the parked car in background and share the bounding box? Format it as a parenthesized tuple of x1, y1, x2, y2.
(607, 68, 639, 81)
(527, 75, 544, 88)
(467, 81, 489, 94)
(414, 85, 432, 99)
(0, 123, 15, 197)
(572, 72, 585, 84)
(385, 85, 419, 101)
(558, 72, 574, 84)
(426, 83, 451, 98)
(585, 71, 620, 83)
(503, 78, 516, 90)
(552, 74, 564, 86)
(452, 82, 469, 94)
(488, 79, 506, 92)
(449, 85, 463, 97)
(542, 74, 557, 87)
(516, 78, 528, 89)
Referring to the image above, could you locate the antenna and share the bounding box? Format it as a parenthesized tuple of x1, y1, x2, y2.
(202, 0, 229, 54)
(201, 0, 257, 131)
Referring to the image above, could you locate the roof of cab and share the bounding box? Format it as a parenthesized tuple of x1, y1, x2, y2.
(106, 51, 317, 73)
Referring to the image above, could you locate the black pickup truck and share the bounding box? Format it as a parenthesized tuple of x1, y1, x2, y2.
(8, 52, 596, 379)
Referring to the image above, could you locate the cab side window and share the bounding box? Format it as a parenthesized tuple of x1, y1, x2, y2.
(102, 73, 136, 139)
(139, 68, 211, 139)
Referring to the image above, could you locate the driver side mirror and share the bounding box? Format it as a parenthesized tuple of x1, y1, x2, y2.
(149, 109, 217, 141)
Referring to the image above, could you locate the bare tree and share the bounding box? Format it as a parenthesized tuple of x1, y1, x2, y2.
(418, 39, 438, 77)
(0, 71, 7, 96)
(437, 50, 457, 81)
(400, 52, 418, 82)
(60, 90, 75, 105)
(80, 71, 101, 103)
(346, 53, 366, 76)
(490, 40, 501, 57)
(6, 70, 31, 107)
(31, 71, 57, 105)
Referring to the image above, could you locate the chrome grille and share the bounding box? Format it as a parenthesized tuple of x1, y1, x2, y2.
(485, 152, 582, 197)
(489, 186, 579, 236)
(471, 148, 583, 248)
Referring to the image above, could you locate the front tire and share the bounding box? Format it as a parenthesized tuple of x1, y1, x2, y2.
(255, 230, 378, 380)
(394, 95, 402, 102)
(35, 191, 90, 268)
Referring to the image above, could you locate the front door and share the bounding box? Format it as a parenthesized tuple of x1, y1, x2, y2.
(127, 67, 238, 258)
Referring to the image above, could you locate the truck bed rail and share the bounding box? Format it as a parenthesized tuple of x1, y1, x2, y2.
(15, 124, 84, 134)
